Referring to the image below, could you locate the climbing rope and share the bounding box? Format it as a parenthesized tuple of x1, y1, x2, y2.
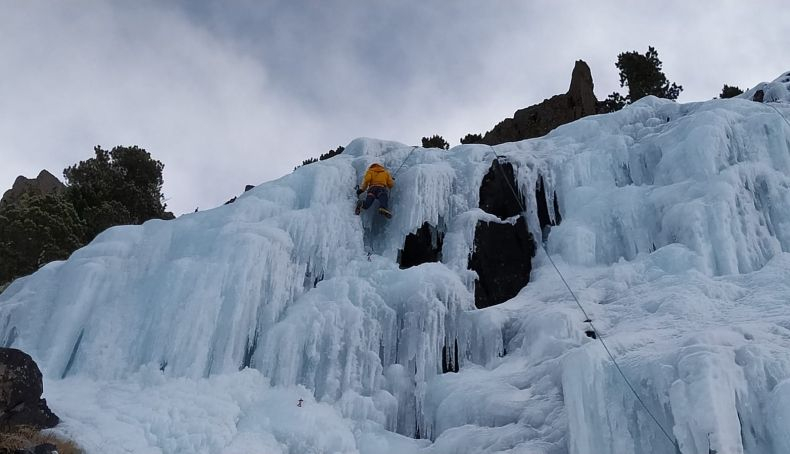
(392, 146, 419, 179)
(487, 147, 679, 450)
(765, 102, 790, 130)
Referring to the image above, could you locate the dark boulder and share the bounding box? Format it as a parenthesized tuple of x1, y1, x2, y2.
(479, 160, 524, 220)
(399, 223, 443, 269)
(481, 60, 598, 145)
(0, 348, 59, 431)
(0, 171, 65, 208)
(468, 217, 536, 309)
(225, 185, 257, 205)
(753, 89, 765, 103)
(471, 159, 537, 308)
(32, 444, 57, 454)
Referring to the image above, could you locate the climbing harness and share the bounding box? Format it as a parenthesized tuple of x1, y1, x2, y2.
(487, 146, 680, 450)
(355, 147, 414, 219)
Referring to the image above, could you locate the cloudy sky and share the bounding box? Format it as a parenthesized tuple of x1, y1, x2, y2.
(2, 1, 788, 215)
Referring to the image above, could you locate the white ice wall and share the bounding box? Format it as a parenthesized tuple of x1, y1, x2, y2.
(2, 73, 790, 453)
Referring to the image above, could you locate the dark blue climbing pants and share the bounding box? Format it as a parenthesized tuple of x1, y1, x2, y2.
(362, 186, 389, 210)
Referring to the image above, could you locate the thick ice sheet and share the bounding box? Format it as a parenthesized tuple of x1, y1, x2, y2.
(3, 72, 790, 453)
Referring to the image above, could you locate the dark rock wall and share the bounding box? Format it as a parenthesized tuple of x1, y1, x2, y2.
(469, 160, 537, 309)
(469, 217, 535, 309)
(481, 61, 598, 145)
(479, 160, 523, 219)
(0, 348, 59, 431)
(399, 222, 443, 269)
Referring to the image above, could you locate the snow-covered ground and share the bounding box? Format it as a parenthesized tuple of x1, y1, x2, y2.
(2, 72, 790, 454)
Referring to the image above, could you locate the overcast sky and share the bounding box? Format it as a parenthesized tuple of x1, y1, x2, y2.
(2, 1, 788, 215)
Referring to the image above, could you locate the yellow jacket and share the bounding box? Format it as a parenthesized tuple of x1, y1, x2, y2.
(360, 164, 394, 191)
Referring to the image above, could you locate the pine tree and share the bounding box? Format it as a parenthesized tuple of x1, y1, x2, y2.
(614, 46, 683, 102)
(0, 193, 85, 285)
(298, 157, 318, 169)
(296, 146, 346, 170)
(64, 145, 170, 240)
(460, 134, 483, 144)
(719, 84, 744, 99)
(319, 146, 345, 161)
(598, 92, 628, 113)
(421, 135, 450, 150)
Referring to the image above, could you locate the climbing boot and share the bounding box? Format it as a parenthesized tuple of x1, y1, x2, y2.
(378, 207, 392, 219)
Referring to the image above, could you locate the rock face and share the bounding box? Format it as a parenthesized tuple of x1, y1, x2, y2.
(469, 217, 535, 309)
(0, 348, 59, 431)
(398, 222, 443, 269)
(33, 443, 59, 454)
(469, 160, 536, 309)
(225, 185, 258, 205)
(481, 60, 598, 145)
(0, 171, 65, 207)
(478, 161, 523, 219)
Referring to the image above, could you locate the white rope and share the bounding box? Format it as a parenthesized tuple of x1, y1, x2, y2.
(487, 148, 679, 449)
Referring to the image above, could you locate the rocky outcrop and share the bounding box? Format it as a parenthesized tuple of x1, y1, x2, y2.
(469, 217, 535, 309)
(481, 60, 598, 145)
(0, 171, 65, 208)
(469, 160, 536, 309)
(478, 160, 523, 219)
(225, 185, 258, 205)
(398, 222, 443, 269)
(0, 348, 59, 431)
(33, 443, 58, 454)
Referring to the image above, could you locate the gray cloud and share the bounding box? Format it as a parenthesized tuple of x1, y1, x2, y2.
(2, 1, 787, 215)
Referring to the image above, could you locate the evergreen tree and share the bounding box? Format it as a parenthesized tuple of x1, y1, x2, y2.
(296, 145, 346, 170)
(0, 193, 85, 285)
(64, 145, 170, 240)
(297, 157, 318, 169)
(719, 84, 744, 99)
(614, 46, 683, 102)
(460, 133, 483, 144)
(421, 135, 450, 150)
(319, 146, 345, 161)
(0, 145, 170, 286)
(598, 92, 628, 113)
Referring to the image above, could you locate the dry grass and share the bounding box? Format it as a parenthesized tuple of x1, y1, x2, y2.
(0, 425, 83, 454)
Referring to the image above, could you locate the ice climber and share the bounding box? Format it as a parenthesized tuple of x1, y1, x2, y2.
(355, 163, 394, 218)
